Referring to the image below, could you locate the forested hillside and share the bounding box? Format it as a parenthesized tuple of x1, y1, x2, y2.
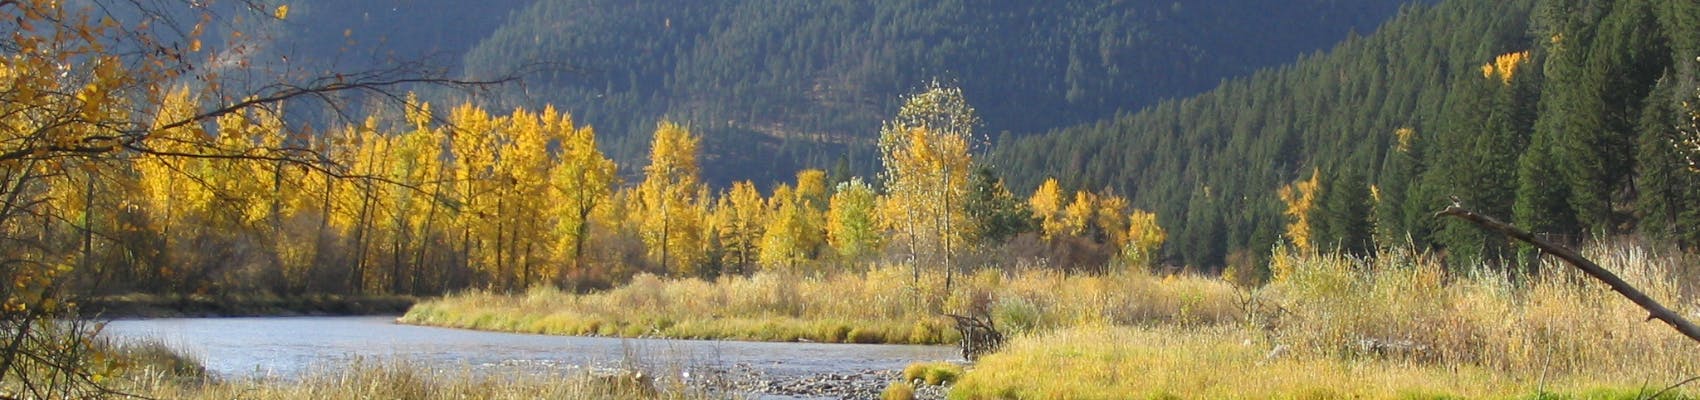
(456, 0, 1422, 185)
(993, 0, 1700, 271)
(263, 0, 533, 72)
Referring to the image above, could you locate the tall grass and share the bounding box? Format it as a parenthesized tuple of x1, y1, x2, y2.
(125, 360, 710, 400)
(951, 242, 1700, 399)
(402, 263, 1242, 344)
(103, 339, 715, 399)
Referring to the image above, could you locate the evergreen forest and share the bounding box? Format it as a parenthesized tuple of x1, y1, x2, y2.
(995, 0, 1700, 275)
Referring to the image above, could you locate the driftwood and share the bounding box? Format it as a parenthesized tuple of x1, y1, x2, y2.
(945, 313, 1005, 361)
(1436, 205, 1700, 344)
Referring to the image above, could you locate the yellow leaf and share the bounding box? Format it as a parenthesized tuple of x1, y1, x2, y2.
(189, 38, 202, 52)
(274, 4, 289, 20)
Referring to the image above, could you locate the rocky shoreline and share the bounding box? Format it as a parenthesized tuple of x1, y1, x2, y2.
(700, 362, 950, 399)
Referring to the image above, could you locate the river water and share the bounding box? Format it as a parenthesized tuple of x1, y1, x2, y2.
(100, 316, 959, 382)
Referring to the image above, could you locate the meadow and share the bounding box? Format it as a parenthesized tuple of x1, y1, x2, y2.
(404, 241, 1700, 399)
(951, 243, 1700, 399)
(35, 242, 1695, 399)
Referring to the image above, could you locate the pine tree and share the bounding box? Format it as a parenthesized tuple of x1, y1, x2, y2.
(964, 167, 1033, 243)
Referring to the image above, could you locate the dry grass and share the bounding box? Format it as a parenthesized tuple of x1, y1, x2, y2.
(402, 264, 1241, 345)
(950, 242, 1700, 399)
(122, 360, 709, 400)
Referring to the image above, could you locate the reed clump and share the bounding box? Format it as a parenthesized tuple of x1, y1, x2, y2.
(402, 263, 1241, 345)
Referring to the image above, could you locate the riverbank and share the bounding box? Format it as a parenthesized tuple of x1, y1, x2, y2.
(947, 245, 1700, 399)
(82, 293, 416, 318)
(399, 264, 1239, 345)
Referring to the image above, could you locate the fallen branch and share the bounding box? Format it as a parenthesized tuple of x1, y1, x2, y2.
(944, 313, 1004, 361)
(1436, 205, 1700, 344)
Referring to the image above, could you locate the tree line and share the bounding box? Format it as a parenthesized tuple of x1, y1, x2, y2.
(36, 83, 1164, 298)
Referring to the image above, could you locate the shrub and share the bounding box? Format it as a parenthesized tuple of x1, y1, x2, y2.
(882, 381, 916, 400)
(923, 364, 962, 385)
(991, 296, 1041, 334)
(903, 361, 963, 386)
(847, 328, 885, 344)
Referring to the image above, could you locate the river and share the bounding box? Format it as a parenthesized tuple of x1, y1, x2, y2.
(101, 316, 959, 395)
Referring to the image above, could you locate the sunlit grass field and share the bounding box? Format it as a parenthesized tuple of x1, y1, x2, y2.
(951, 243, 1700, 399)
(407, 241, 1700, 398)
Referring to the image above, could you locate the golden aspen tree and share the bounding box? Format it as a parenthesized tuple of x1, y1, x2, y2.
(1094, 192, 1131, 245)
(1120, 210, 1166, 269)
(638, 121, 708, 276)
(759, 185, 801, 270)
(827, 178, 882, 262)
(1481, 50, 1530, 85)
(1029, 178, 1066, 240)
(384, 98, 448, 294)
(496, 107, 558, 289)
(714, 181, 767, 274)
(760, 172, 829, 271)
(1278, 169, 1323, 253)
(548, 110, 617, 285)
(794, 169, 829, 211)
(879, 82, 978, 289)
(448, 104, 505, 288)
(340, 117, 398, 293)
(1060, 190, 1097, 238)
(133, 88, 213, 284)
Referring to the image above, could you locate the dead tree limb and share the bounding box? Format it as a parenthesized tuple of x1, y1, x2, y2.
(1436, 205, 1700, 344)
(944, 313, 1004, 361)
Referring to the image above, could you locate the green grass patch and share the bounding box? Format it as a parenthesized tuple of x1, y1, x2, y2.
(902, 361, 964, 386)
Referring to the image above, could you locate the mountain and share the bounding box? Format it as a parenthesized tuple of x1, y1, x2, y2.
(992, 0, 1700, 269)
(453, 0, 1425, 186)
(265, 0, 535, 73)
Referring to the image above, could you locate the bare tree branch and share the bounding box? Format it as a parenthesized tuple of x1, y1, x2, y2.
(1436, 204, 1700, 344)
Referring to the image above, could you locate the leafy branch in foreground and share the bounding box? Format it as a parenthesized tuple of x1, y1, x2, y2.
(0, 1, 511, 397)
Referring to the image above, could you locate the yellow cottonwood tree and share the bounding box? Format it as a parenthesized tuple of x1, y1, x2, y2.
(879, 82, 978, 287)
(1060, 190, 1097, 238)
(759, 171, 828, 270)
(827, 178, 882, 262)
(714, 181, 767, 274)
(638, 121, 707, 276)
(758, 184, 803, 269)
(548, 111, 617, 284)
(1120, 210, 1166, 268)
(1029, 178, 1066, 240)
(448, 104, 505, 288)
(496, 107, 558, 289)
(385, 99, 450, 294)
(1279, 169, 1323, 253)
(1094, 192, 1131, 245)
